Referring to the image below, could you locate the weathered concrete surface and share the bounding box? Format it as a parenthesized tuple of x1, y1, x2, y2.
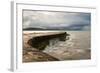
(23, 48, 59, 62)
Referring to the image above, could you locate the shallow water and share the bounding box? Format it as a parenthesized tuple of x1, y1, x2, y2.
(43, 31, 91, 60)
(23, 31, 91, 61)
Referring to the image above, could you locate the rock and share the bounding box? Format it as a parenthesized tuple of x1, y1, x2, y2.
(27, 32, 70, 50)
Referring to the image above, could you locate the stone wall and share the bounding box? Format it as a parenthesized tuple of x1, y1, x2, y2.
(27, 32, 70, 50)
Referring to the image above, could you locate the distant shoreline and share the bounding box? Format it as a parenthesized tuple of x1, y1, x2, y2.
(23, 30, 90, 33)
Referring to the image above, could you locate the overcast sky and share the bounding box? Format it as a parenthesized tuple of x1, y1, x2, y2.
(23, 10, 91, 30)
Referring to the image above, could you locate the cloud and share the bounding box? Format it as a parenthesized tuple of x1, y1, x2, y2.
(23, 10, 91, 30)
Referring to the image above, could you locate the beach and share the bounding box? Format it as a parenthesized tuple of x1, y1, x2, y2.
(23, 31, 91, 62)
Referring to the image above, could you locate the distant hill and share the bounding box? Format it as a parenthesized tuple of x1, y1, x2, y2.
(23, 25, 89, 31)
(23, 27, 66, 30)
(23, 27, 46, 30)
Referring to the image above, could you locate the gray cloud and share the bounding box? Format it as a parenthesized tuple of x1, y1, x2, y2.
(23, 10, 91, 30)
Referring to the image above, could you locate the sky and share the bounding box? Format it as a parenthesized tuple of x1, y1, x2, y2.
(23, 10, 91, 30)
